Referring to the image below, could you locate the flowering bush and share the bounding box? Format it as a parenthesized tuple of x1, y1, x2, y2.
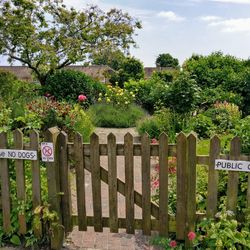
(15, 97, 94, 140)
(98, 85, 135, 109)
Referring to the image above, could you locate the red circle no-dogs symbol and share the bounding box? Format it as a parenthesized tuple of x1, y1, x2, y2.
(42, 146, 52, 157)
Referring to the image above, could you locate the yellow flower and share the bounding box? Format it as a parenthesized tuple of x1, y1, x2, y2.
(99, 93, 102, 97)
(106, 98, 111, 103)
(125, 101, 129, 105)
(98, 97, 102, 102)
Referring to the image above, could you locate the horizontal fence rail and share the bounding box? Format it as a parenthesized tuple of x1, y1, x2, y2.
(0, 129, 250, 249)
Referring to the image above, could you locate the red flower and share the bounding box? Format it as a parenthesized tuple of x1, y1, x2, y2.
(169, 240, 177, 248)
(151, 138, 158, 144)
(169, 167, 176, 174)
(78, 94, 87, 102)
(188, 231, 196, 241)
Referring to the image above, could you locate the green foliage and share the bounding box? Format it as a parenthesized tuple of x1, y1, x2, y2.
(0, 0, 141, 85)
(90, 48, 126, 70)
(137, 108, 190, 142)
(151, 69, 179, 83)
(189, 114, 215, 139)
(234, 115, 250, 154)
(43, 69, 106, 105)
(125, 78, 161, 113)
(98, 84, 135, 108)
(204, 102, 241, 134)
(164, 72, 200, 114)
(0, 161, 53, 248)
(16, 98, 94, 140)
(0, 70, 39, 119)
(199, 86, 243, 110)
(155, 53, 179, 68)
(88, 103, 145, 128)
(196, 210, 250, 249)
(109, 57, 144, 87)
(0, 102, 13, 132)
(183, 51, 246, 91)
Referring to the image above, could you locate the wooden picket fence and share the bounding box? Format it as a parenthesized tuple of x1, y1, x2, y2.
(0, 127, 250, 249)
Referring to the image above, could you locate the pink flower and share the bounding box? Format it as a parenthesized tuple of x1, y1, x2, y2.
(151, 138, 158, 144)
(152, 179, 159, 189)
(154, 164, 160, 172)
(188, 231, 196, 241)
(169, 240, 177, 248)
(169, 167, 176, 174)
(78, 94, 87, 102)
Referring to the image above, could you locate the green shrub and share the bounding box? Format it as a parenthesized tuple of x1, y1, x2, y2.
(125, 78, 167, 113)
(0, 70, 39, 119)
(0, 101, 13, 132)
(88, 103, 146, 128)
(137, 108, 190, 142)
(189, 114, 215, 139)
(205, 102, 241, 133)
(234, 115, 250, 154)
(43, 69, 106, 106)
(199, 86, 243, 110)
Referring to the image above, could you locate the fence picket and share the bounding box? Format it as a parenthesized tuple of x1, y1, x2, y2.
(45, 127, 64, 250)
(124, 133, 134, 234)
(0, 132, 11, 233)
(90, 133, 103, 232)
(186, 133, 197, 247)
(207, 135, 220, 218)
(247, 172, 250, 208)
(227, 137, 241, 213)
(176, 132, 187, 240)
(159, 133, 168, 237)
(58, 132, 72, 233)
(14, 129, 26, 234)
(30, 130, 42, 237)
(74, 133, 87, 231)
(107, 133, 118, 233)
(141, 133, 151, 235)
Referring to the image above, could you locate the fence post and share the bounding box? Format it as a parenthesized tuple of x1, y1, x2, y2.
(45, 127, 64, 250)
(14, 129, 26, 234)
(207, 135, 220, 218)
(176, 132, 187, 240)
(185, 133, 197, 248)
(159, 133, 168, 237)
(0, 132, 11, 233)
(227, 137, 241, 214)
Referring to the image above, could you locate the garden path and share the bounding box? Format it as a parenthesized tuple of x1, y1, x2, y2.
(65, 127, 160, 250)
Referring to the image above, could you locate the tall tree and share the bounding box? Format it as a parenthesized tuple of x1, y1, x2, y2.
(155, 53, 179, 68)
(90, 48, 126, 70)
(0, 0, 141, 85)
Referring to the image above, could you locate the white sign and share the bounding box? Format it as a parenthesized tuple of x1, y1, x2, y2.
(41, 142, 54, 162)
(0, 149, 37, 160)
(215, 159, 250, 172)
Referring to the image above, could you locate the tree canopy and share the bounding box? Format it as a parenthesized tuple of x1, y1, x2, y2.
(0, 0, 141, 85)
(155, 53, 179, 68)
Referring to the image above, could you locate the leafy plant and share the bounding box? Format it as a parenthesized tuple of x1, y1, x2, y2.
(196, 210, 250, 249)
(43, 69, 106, 106)
(88, 103, 145, 128)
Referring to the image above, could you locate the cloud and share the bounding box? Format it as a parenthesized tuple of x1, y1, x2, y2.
(157, 11, 185, 22)
(211, 0, 250, 4)
(200, 15, 222, 21)
(209, 18, 250, 32)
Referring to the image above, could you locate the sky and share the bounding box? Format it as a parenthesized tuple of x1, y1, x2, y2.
(1, 0, 250, 66)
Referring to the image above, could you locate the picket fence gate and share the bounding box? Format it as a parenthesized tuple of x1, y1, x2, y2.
(0, 127, 250, 249)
